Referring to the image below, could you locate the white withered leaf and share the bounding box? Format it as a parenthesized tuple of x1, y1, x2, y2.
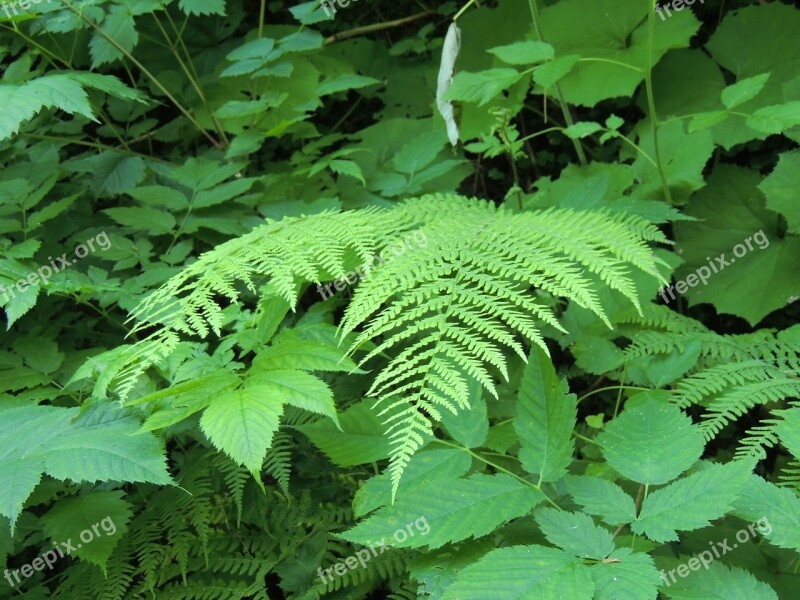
(436, 21, 461, 147)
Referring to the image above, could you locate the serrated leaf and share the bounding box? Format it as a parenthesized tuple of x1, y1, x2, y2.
(90, 7, 138, 68)
(0, 405, 171, 532)
(179, 0, 226, 16)
(564, 475, 636, 526)
(721, 73, 770, 109)
(775, 407, 800, 458)
(445, 68, 524, 106)
(353, 449, 472, 518)
(339, 474, 543, 549)
(731, 475, 800, 552)
(247, 369, 338, 428)
(440, 545, 594, 600)
(488, 40, 554, 65)
(535, 507, 614, 559)
(295, 400, 390, 466)
(591, 548, 660, 600)
(758, 150, 800, 234)
(564, 122, 602, 139)
(746, 101, 800, 134)
(597, 391, 704, 485)
(515, 347, 576, 483)
(200, 385, 284, 473)
(633, 461, 752, 542)
(103, 207, 176, 235)
(40, 491, 132, 573)
(439, 375, 488, 448)
(254, 334, 361, 373)
(662, 561, 778, 600)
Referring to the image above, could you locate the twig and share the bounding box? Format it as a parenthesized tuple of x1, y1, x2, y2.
(324, 10, 435, 45)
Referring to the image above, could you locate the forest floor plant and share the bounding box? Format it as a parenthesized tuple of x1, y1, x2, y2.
(1, 0, 800, 598)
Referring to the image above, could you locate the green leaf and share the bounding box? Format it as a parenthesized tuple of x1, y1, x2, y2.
(90, 6, 139, 68)
(515, 347, 576, 483)
(721, 73, 770, 109)
(445, 69, 524, 106)
(564, 475, 636, 526)
(758, 150, 800, 234)
(439, 375, 488, 448)
(103, 207, 176, 235)
(0, 404, 171, 532)
(254, 333, 360, 373)
(440, 545, 594, 600)
(731, 475, 800, 552)
(92, 153, 146, 197)
(488, 41, 554, 65)
(674, 165, 800, 324)
(339, 473, 543, 549)
(179, 0, 226, 16)
(533, 54, 580, 89)
(591, 548, 661, 600)
(40, 491, 132, 573)
(329, 159, 365, 185)
(353, 449, 471, 518)
(597, 391, 704, 485)
(247, 369, 338, 428)
(746, 101, 800, 134)
(775, 407, 800, 458)
(564, 121, 603, 139)
(12, 337, 63, 374)
(200, 385, 284, 473)
(662, 561, 778, 600)
(633, 461, 752, 542)
(316, 74, 380, 97)
(295, 400, 390, 466)
(534, 507, 614, 560)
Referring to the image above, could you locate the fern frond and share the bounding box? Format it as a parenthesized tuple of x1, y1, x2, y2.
(212, 452, 250, 527)
(340, 196, 666, 497)
(698, 380, 800, 440)
(263, 430, 293, 495)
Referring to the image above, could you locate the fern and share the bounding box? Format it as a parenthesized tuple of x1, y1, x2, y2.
(118, 193, 667, 498)
(340, 196, 667, 495)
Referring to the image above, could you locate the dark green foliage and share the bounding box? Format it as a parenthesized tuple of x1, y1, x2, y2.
(1, 0, 799, 598)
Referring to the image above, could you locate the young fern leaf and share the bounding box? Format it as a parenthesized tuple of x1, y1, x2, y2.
(340, 195, 668, 498)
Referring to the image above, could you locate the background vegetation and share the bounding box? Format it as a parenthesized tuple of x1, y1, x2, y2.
(1, 0, 799, 598)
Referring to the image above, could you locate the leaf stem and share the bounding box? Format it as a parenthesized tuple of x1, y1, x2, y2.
(526, 0, 587, 165)
(645, 0, 672, 203)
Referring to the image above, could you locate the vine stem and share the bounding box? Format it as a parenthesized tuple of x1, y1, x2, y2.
(526, 0, 587, 165)
(324, 11, 434, 45)
(433, 439, 563, 510)
(645, 0, 673, 203)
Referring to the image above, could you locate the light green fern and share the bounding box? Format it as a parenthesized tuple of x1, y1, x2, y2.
(118, 193, 668, 498)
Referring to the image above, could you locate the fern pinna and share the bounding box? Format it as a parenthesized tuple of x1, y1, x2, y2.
(118, 193, 667, 497)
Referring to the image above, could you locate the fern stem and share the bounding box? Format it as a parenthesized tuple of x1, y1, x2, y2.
(526, 0, 588, 166)
(645, 0, 673, 203)
(20, 133, 175, 166)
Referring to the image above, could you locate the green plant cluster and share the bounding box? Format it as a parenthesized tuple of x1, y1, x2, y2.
(1, 0, 799, 598)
